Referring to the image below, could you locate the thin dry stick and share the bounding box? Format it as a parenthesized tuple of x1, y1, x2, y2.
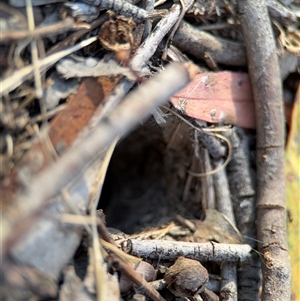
(97, 215, 166, 301)
(213, 159, 236, 224)
(0, 17, 74, 43)
(162, 0, 194, 60)
(122, 240, 252, 262)
(195, 121, 226, 160)
(226, 128, 260, 301)
(110, 254, 166, 301)
(199, 148, 215, 209)
(142, 0, 155, 40)
(1, 62, 199, 255)
(238, 1, 291, 300)
(89, 139, 118, 301)
(26, 0, 43, 99)
(0, 36, 97, 94)
(212, 154, 238, 301)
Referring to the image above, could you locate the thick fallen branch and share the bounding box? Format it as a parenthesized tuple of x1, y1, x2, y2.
(238, 1, 291, 300)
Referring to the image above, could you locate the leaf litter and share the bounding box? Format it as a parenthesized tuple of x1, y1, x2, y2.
(0, 0, 299, 301)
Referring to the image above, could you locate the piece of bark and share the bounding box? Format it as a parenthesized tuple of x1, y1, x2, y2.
(238, 1, 291, 300)
(170, 72, 255, 128)
(173, 21, 247, 66)
(122, 239, 252, 262)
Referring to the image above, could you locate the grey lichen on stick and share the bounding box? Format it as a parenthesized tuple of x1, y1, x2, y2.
(122, 240, 252, 262)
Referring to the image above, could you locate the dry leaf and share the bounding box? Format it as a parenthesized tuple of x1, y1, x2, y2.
(164, 256, 208, 298)
(170, 72, 255, 128)
(194, 209, 242, 244)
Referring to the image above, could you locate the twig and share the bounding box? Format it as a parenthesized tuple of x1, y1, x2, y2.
(173, 21, 247, 66)
(200, 287, 220, 301)
(142, 0, 155, 40)
(226, 128, 260, 301)
(122, 239, 252, 262)
(0, 36, 97, 95)
(110, 254, 166, 301)
(97, 214, 165, 300)
(195, 122, 226, 160)
(238, 1, 291, 300)
(198, 148, 215, 210)
(88, 140, 118, 301)
(219, 262, 237, 301)
(212, 154, 238, 301)
(162, 0, 194, 59)
(130, 3, 181, 72)
(150, 277, 220, 294)
(0, 17, 74, 43)
(213, 159, 236, 224)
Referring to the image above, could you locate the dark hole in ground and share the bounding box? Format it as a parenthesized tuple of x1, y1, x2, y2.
(99, 117, 169, 234)
(99, 115, 204, 234)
